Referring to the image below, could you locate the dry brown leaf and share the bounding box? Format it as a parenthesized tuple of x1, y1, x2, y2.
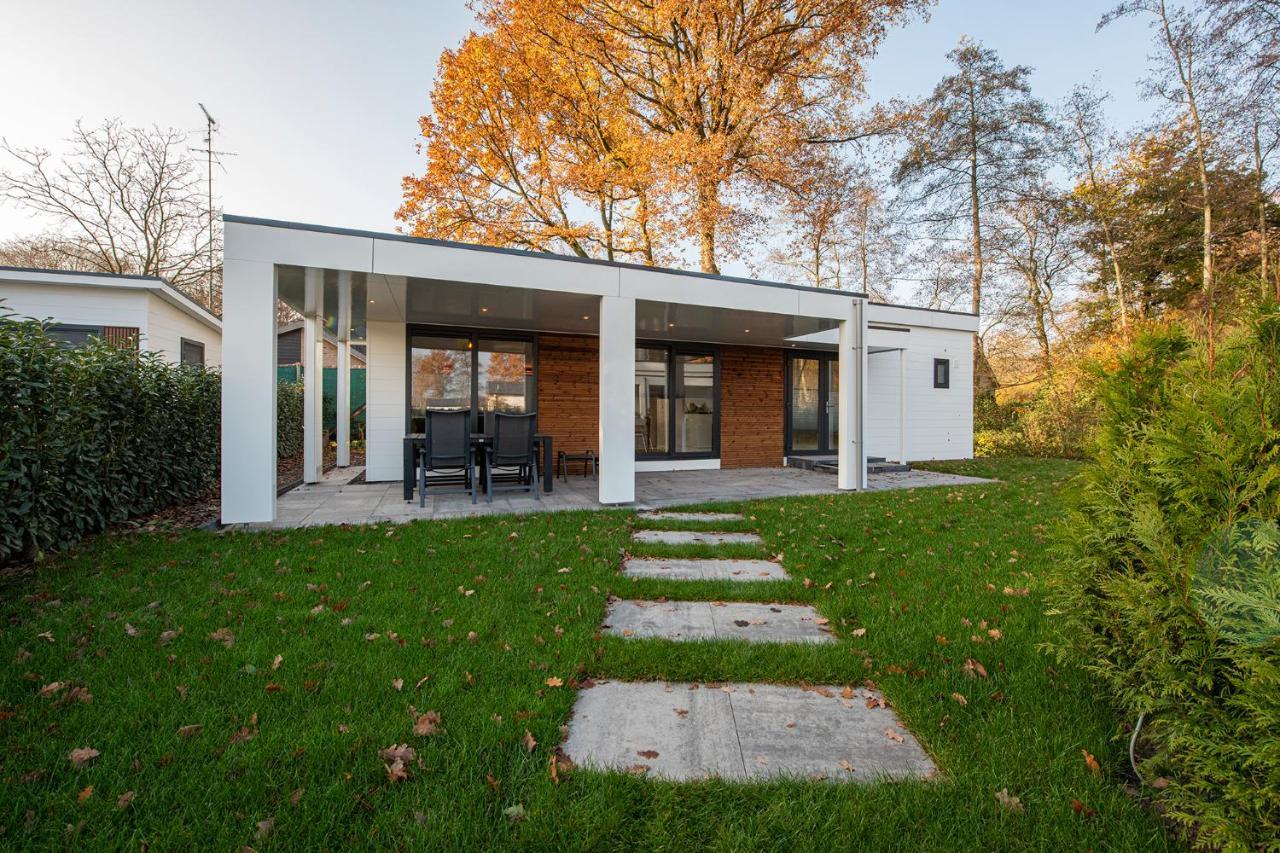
(884, 728, 904, 743)
(39, 681, 66, 698)
(68, 747, 99, 767)
(637, 749, 659, 759)
(521, 730, 537, 753)
(951, 692, 968, 706)
(841, 686, 854, 700)
(413, 711, 442, 737)
(271, 655, 283, 671)
(209, 628, 235, 648)
(77, 785, 94, 804)
(255, 817, 274, 840)
(544, 677, 563, 688)
(177, 724, 202, 738)
(995, 788, 1024, 812)
(1082, 749, 1101, 776)
(116, 790, 136, 809)
(392, 678, 404, 692)
(963, 658, 989, 679)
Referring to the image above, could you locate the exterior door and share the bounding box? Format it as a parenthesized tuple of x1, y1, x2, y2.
(786, 353, 837, 455)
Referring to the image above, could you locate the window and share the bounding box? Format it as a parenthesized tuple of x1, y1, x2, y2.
(933, 358, 950, 389)
(47, 324, 104, 348)
(180, 338, 205, 366)
(407, 329, 536, 433)
(635, 344, 718, 458)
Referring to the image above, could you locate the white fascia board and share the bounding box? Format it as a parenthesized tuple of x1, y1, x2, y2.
(867, 302, 979, 332)
(620, 267, 856, 320)
(0, 269, 220, 332)
(372, 237, 618, 297)
(224, 220, 374, 272)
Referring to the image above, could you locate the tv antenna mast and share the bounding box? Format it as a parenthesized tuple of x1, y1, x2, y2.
(193, 103, 236, 311)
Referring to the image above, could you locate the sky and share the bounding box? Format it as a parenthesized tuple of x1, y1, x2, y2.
(0, 0, 1158, 278)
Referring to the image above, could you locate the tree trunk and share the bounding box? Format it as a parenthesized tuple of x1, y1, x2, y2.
(696, 179, 720, 275)
(1257, 122, 1272, 299)
(968, 100, 985, 391)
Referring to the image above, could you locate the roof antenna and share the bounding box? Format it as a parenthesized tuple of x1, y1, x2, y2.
(192, 103, 236, 312)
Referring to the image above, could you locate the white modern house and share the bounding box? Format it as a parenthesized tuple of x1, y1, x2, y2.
(220, 216, 977, 524)
(0, 266, 222, 366)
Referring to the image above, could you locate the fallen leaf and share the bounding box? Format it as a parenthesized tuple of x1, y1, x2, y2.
(39, 681, 66, 698)
(637, 749, 659, 759)
(1071, 799, 1097, 819)
(1002, 586, 1029, 597)
(392, 678, 404, 692)
(1150, 777, 1170, 789)
(838, 759, 856, 773)
(1082, 749, 1101, 776)
(995, 788, 1023, 812)
(271, 655, 283, 671)
(124, 623, 138, 637)
(851, 627, 867, 637)
(208, 628, 235, 648)
(951, 692, 968, 706)
(255, 817, 274, 840)
(841, 686, 854, 700)
(177, 724, 202, 738)
(544, 677, 563, 688)
(963, 658, 988, 679)
(116, 790, 136, 809)
(522, 730, 537, 753)
(77, 785, 94, 804)
(884, 728, 904, 743)
(290, 787, 304, 806)
(413, 711, 442, 737)
(68, 747, 99, 768)
(229, 726, 256, 745)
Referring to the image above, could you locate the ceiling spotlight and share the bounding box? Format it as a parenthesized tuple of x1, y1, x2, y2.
(368, 299, 375, 304)
(743, 328, 751, 333)
(480, 307, 489, 313)
(668, 322, 675, 327)
(582, 315, 590, 320)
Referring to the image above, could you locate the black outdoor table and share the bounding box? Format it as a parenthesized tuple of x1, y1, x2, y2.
(403, 432, 554, 501)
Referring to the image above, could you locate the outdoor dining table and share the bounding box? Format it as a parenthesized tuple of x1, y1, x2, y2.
(403, 432, 554, 501)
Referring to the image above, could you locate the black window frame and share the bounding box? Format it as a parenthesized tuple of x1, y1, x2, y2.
(404, 324, 539, 434)
(933, 357, 950, 389)
(46, 323, 105, 348)
(635, 340, 720, 461)
(784, 350, 840, 456)
(180, 337, 206, 367)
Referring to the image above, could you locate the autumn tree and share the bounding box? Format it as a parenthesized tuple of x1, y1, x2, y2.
(0, 120, 219, 310)
(400, 0, 925, 273)
(893, 38, 1050, 391)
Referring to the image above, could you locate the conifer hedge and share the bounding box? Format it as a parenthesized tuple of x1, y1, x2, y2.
(1050, 313, 1280, 849)
(0, 315, 220, 564)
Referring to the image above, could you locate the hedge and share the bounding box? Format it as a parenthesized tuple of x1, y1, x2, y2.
(277, 379, 304, 459)
(1049, 314, 1280, 849)
(0, 315, 220, 564)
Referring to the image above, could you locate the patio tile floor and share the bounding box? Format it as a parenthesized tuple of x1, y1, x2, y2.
(252, 466, 992, 528)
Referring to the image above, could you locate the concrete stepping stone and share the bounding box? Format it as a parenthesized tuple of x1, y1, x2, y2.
(604, 599, 835, 644)
(639, 511, 745, 522)
(622, 557, 788, 582)
(563, 680, 937, 783)
(632, 530, 763, 546)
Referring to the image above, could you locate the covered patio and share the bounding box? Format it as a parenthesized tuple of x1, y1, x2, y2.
(262, 465, 991, 528)
(221, 217, 880, 525)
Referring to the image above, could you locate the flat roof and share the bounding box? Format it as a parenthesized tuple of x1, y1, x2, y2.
(0, 265, 221, 329)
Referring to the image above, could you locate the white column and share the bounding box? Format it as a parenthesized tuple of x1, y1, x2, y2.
(302, 268, 325, 483)
(220, 257, 277, 523)
(837, 298, 867, 490)
(336, 271, 352, 468)
(898, 347, 908, 464)
(598, 295, 636, 504)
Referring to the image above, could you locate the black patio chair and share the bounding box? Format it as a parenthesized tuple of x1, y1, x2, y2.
(484, 412, 540, 503)
(419, 409, 477, 506)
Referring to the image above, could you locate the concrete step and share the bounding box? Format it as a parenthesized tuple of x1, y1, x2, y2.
(603, 599, 835, 644)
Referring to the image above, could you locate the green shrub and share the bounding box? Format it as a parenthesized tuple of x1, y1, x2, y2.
(277, 380, 304, 458)
(1049, 314, 1280, 849)
(0, 314, 220, 564)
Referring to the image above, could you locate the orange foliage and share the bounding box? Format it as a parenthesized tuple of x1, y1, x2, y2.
(399, 0, 923, 272)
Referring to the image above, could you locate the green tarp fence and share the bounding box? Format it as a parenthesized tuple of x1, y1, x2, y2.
(277, 366, 367, 431)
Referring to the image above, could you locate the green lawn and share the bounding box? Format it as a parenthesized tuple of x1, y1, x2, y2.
(0, 458, 1176, 850)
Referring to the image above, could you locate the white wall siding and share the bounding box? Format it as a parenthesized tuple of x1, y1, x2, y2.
(146, 298, 222, 366)
(365, 319, 407, 482)
(0, 282, 150, 336)
(902, 326, 973, 460)
(866, 350, 903, 461)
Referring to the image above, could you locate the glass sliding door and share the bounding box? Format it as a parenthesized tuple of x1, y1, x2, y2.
(477, 338, 533, 433)
(635, 347, 669, 455)
(787, 352, 839, 454)
(409, 334, 472, 433)
(788, 357, 821, 451)
(636, 344, 718, 458)
(675, 353, 715, 454)
(407, 329, 536, 434)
